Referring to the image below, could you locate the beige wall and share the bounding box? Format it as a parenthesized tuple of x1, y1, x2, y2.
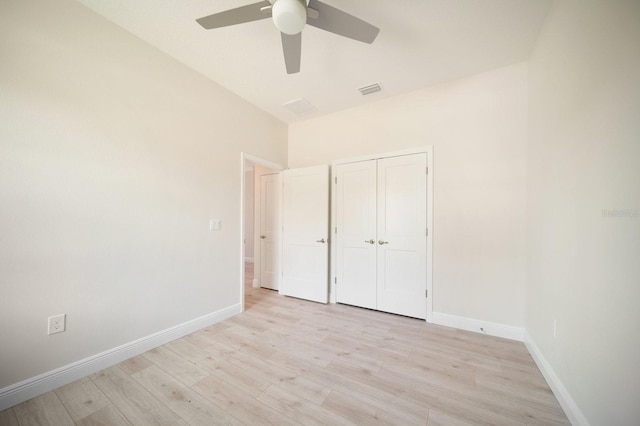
(0, 0, 286, 390)
(526, 1, 640, 424)
(289, 63, 528, 328)
(4, 0, 637, 421)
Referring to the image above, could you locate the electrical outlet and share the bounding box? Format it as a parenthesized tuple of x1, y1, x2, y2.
(210, 219, 222, 230)
(48, 314, 66, 335)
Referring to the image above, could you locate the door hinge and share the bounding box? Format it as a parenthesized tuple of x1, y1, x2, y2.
(334, 277, 337, 284)
(425, 289, 428, 298)
(426, 166, 429, 174)
(426, 228, 429, 237)
(335, 226, 337, 234)
(334, 176, 337, 184)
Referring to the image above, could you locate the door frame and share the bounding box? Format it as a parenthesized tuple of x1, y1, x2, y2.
(330, 146, 434, 322)
(240, 153, 285, 312)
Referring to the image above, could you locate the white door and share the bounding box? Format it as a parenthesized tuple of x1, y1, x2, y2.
(376, 154, 427, 319)
(259, 173, 281, 290)
(335, 160, 377, 309)
(281, 165, 330, 303)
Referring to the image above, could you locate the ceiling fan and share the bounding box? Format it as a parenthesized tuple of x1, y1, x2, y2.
(196, 0, 380, 74)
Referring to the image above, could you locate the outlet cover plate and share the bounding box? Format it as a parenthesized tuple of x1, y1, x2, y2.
(48, 314, 66, 335)
(210, 219, 222, 230)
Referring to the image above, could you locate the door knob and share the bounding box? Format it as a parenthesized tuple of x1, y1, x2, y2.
(260, 235, 266, 239)
(378, 240, 389, 245)
(364, 239, 375, 244)
(316, 238, 326, 243)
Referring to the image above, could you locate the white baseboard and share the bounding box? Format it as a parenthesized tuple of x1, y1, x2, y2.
(244, 257, 254, 263)
(524, 332, 589, 426)
(432, 312, 525, 342)
(252, 278, 259, 288)
(0, 303, 242, 411)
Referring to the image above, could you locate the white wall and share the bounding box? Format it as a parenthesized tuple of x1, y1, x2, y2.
(0, 0, 286, 391)
(526, 1, 640, 424)
(289, 63, 528, 329)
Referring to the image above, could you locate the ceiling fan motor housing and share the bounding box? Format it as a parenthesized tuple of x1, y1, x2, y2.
(272, 0, 308, 35)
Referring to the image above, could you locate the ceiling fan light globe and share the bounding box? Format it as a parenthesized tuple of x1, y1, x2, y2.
(272, 0, 307, 35)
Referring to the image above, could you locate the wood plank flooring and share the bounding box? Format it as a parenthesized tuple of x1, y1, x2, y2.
(0, 264, 569, 425)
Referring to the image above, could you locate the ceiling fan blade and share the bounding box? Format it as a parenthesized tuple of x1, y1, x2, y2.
(281, 32, 301, 74)
(196, 1, 272, 30)
(306, 0, 379, 44)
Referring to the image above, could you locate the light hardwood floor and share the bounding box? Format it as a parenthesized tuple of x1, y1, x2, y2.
(0, 264, 569, 425)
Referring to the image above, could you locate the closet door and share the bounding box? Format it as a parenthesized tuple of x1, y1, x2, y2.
(377, 153, 427, 319)
(335, 160, 377, 309)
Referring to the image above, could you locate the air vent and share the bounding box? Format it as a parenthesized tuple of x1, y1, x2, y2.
(282, 98, 317, 115)
(358, 83, 382, 96)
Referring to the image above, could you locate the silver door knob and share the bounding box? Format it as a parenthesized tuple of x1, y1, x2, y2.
(260, 235, 266, 239)
(364, 239, 375, 244)
(378, 240, 389, 245)
(316, 238, 326, 243)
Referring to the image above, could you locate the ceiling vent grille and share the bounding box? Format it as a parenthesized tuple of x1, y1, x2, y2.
(358, 83, 382, 96)
(282, 98, 317, 115)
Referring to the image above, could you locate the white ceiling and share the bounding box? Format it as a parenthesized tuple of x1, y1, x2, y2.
(75, 0, 553, 123)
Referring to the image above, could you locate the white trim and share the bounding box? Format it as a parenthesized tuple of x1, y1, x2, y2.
(329, 165, 338, 304)
(332, 146, 432, 165)
(0, 304, 241, 412)
(432, 312, 525, 342)
(425, 146, 434, 323)
(242, 153, 285, 173)
(525, 332, 589, 426)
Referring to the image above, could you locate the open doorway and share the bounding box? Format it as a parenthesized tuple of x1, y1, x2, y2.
(240, 153, 284, 311)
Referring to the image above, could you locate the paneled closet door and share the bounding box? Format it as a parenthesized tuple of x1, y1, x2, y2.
(335, 160, 377, 309)
(376, 153, 427, 319)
